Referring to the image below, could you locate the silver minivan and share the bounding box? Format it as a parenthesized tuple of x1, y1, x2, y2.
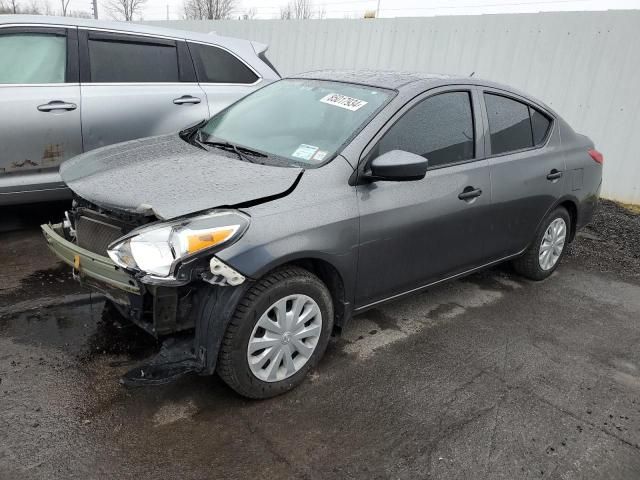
(0, 15, 280, 205)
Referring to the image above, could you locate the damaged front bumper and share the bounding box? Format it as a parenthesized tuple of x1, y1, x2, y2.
(41, 221, 251, 385)
(42, 222, 142, 298)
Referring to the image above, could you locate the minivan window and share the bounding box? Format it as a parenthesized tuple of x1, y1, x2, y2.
(189, 42, 259, 84)
(0, 33, 66, 84)
(484, 93, 534, 155)
(88, 38, 179, 83)
(374, 91, 475, 169)
(200, 79, 392, 165)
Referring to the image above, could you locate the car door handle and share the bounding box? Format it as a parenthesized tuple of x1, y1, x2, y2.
(37, 101, 77, 112)
(546, 169, 563, 181)
(173, 95, 202, 105)
(458, 187, 483, 201)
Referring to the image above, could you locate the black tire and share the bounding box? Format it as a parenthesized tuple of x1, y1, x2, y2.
(512, 206, 571, 281)
(217, 266, 333, 399)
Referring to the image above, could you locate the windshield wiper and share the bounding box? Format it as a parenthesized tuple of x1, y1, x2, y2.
(200, 140, 267, 163)
(179, 119, 208, 150)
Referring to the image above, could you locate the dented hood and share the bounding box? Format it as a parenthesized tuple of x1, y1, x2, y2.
(60, 134, 303, 220)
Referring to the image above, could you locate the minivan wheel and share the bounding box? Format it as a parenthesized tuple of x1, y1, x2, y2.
(512, 207, 570, 281)
(217, 266, 333, 399)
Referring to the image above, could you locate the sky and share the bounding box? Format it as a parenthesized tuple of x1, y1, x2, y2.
(53, 0, 640, 21)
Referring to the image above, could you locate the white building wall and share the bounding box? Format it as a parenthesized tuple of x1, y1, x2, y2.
(151, 11, 640, 203)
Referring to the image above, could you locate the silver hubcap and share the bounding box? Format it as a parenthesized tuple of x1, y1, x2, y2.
(539, 218, 567, 271)
(247, 294, 322, 383)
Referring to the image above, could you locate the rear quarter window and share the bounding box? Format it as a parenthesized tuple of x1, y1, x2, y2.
(188, 42, 258, 84)
(530, 108, 551, 145)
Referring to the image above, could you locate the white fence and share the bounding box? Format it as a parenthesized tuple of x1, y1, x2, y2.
(151, 11, 640, 204)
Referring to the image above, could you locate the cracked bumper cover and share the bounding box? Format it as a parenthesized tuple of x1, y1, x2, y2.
(41, 222, 142, 298)
(42, 221, 251, 378)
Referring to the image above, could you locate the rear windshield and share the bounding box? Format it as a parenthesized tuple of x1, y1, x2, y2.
(200, 79, 392, 166)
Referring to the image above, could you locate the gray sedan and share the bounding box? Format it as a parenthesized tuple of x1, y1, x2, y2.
(0, 15, 279, 205)
(43, 70, 602, 398)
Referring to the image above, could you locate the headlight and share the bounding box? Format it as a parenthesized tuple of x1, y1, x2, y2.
(107, 210, 249, 278)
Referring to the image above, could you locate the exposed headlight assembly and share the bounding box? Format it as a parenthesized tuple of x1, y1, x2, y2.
(107, 210, 249, 278)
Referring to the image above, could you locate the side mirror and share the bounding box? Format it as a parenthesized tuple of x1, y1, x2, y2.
(366, 150, 428, 182)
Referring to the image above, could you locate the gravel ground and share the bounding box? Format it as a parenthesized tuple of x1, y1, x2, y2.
(568, 199, 640, 279)
(1, 199, 639, 480)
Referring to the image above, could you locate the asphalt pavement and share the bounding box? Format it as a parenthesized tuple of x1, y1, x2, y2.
(1, 200, 639, 479)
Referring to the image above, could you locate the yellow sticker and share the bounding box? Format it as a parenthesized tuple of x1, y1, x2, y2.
(74, 254, 81, 270)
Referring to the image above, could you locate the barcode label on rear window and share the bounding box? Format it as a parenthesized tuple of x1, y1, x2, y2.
(320, 93, 368, 111)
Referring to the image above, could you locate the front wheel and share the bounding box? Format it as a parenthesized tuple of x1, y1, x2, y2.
(217, 266, 334, 399)
(512, 207, 570, 281)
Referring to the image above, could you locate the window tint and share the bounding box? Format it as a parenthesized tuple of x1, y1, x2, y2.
(0, 33, 66, 84)
(484, 93, 533, 155)
(375, 91, 475, 168)
(531, 108, 551, 145)
(88, 38, 179, 83)
(189, 43, 258, 84)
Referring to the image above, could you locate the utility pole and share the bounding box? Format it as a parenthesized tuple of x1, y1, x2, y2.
(91, 0, 98, 19)
(376, 0, 381, 18)
(166, 4, 169, 20)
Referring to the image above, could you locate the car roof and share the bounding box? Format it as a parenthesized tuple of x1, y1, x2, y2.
(290, 69, 555, 114)
(0, 15, 266, 52)
(291, 69, 455, 90)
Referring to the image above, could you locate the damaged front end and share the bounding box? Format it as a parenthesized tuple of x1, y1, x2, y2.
(42, 198, 252, 386)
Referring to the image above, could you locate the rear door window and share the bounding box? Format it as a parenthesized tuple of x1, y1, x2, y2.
(0, 32, 66, 84)
(188, 42, 259, 84)
(374, 91, 475, 169)
(88, 34, 179, 83)
(484, 93, 533, 155)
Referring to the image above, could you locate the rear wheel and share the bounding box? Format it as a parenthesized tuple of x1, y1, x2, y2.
(512, 207, 570, 281)
(217, 266, 333, 399)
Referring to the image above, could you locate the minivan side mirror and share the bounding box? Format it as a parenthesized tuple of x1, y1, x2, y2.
(365, 150, 429, 182)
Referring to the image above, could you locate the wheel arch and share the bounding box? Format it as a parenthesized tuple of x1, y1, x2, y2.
(532, 196, 579, 245)
(252, 255, 353, 333)
(557, 198, 578, 242)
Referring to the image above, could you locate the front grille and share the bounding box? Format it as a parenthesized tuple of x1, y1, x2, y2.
(76, 215, 126, 256)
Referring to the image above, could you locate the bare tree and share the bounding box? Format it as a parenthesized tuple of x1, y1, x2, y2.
(26, 0, 41, 12)
(60, 0, 69, 15)
(184, 0, 236, 20)
(42, 0, 54, 14)
(10, 0, 18, 13)
(105, 0, 147, 21)
(279, 4, 291, 19)
(240, 6, 256, 20)
(280, 0, 314, 20)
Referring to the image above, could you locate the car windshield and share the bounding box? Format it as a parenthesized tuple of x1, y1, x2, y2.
(199, 79, 392, 166)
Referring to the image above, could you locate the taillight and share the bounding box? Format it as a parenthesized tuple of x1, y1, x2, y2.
(588, 149, 603, 165)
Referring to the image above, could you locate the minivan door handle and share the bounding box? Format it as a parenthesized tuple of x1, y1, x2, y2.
(458, 186, 483, 201)
(37, 101, 77, 112)
(173, 95, 202, 105)
(546, 169, 563, 181)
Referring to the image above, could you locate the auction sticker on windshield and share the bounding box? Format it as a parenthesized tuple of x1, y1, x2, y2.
(292, 144, 319, 161)
(320, 93, 368, 111)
